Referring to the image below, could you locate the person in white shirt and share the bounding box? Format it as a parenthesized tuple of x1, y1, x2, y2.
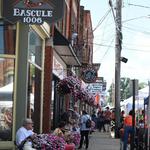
(16, 118, 36, 150)
(78, 110, 91, 149)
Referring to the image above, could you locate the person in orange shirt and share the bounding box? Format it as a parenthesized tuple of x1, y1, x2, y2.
(123, 110, 134, 150)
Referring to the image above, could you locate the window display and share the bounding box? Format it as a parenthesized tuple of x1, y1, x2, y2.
(0, 58, 14, 141)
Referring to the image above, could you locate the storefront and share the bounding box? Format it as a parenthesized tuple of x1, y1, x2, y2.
(51, 52, 67, 129)
(0, 0, 66, 149)
(52, 27, 81, 129)
(0, 19, 51, 149)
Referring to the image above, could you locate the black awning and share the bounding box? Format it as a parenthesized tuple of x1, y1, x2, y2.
(54, 28, 70, 46)
(53, 27, 81, 66)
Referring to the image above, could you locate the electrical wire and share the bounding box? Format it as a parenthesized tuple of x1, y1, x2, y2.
(109, 0, 122, 33)
(128, 3, 150, 9)
(122, 16, 149, 23)
(99, 38, 115, 63)
(92, 42, 150, 53)
(123, 26, 150, 35)
(92, 8, 111, 32)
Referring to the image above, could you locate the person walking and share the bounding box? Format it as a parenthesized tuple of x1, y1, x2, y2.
(78, 110, 91, 150)
(97, 110, 106, 132)
(91, 111, 97, 129)
(104, 107, 111, 132)
(123, 110, 134, 150)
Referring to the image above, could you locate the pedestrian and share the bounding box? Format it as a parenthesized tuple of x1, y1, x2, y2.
(123, 110, 134, 150)
(78, 110, 91, 150)
(53, 121, 66, 137)
(120, 110, 125, 128)
(16, 118, 36, 150)
(97, 110, 106, 132)
(104, 107, 111, 132)
(91, 111, 97, 129)
(72, 104, 80, 132)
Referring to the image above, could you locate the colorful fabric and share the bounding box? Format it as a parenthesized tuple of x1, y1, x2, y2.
(124, 115, 132, 126)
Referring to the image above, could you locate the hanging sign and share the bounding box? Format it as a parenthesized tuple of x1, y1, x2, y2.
(81, 67, 97, 83)
(3, 0, 65, 25)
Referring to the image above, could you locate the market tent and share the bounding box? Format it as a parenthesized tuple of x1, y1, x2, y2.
(121, 86, 149, 114)
(138, 86, 149, 99)
(121, 96, 144, 114)
(0, 82, 13, 101)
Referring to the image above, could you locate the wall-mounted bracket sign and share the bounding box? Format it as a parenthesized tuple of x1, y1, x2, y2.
(81, 67, 97, 83)
(3, 0, 65, 25)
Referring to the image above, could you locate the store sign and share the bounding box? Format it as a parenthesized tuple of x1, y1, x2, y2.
(3, 0, 64, 25)
(86, 83, 103, 94)
(81, 67, 97, 83)
(53, 56, 65, 79)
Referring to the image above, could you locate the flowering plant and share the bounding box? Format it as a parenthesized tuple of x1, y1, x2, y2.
(56, 76, 97, 107)
(72, 132, 81, 145)
(56, 76, 81, 95)
(32, 134, 66, 150)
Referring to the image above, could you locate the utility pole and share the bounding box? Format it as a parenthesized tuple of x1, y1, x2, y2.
(114, 0, 122, 138)
(131, 79, 138, 150)
(147, 81, 150, 149)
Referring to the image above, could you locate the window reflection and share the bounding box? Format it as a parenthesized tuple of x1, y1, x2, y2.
(28, 30, 42, 67)
(0, 58, 14, 141)
(27, 30, 42, 132)
(0, 22, 16, 55)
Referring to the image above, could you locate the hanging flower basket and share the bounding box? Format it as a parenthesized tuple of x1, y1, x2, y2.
(56, 81, 71, 95)
(56, 76, 81, 95)
(56, 76, 96, 106)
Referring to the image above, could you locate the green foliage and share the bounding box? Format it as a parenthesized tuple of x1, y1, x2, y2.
(120, 77, 131, 101)
(107, 78, 147, 103)
(139, 82, 147, 90)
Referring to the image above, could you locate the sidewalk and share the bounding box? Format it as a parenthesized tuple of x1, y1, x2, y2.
(87, 131, 120, 150)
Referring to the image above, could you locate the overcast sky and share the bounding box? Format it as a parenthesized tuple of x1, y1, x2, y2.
(81, 0, 150, 89)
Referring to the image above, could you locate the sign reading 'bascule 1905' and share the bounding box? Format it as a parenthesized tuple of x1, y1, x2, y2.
(3, 0, 65, 25)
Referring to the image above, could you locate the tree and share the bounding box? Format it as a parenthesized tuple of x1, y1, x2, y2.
(120, 77, 132, 101)
(139, 82, 147, 90)
(107, 78, 147, 104)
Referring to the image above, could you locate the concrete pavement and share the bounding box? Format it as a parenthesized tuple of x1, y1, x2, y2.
(85, 131, 120, 150)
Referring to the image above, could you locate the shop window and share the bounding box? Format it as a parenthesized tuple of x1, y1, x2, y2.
(27, 30, 43, 132)
(0, 58, 14, 141)
(28, 30, 43, 67)
(0, 21, 16, 55)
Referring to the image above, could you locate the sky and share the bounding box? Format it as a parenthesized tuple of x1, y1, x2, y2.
(80, 0, 150, 89)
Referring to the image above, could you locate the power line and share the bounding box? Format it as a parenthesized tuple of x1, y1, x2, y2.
(99, 38, 115, 62)
(122, 46, 150, 53)
(122, 16, 149, 23)
(92, 42, 150, 53)
(128, 3, 150, 9)
(92, 8, 111, 32)
(123, 26, 150, 35)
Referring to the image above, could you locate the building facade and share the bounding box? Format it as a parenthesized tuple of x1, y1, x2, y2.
(0, 0, 94, 149)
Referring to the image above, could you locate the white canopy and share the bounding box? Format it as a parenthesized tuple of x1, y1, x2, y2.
(0, 82, 13, 93)
(0, 82, 13, 101)
(121, 86, 149, 114)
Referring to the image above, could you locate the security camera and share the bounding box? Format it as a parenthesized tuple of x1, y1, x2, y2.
(120, 57, 128, 63)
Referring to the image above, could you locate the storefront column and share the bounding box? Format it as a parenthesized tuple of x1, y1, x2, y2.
(43, 37, 53, 133)
(15, 23, 29, 131)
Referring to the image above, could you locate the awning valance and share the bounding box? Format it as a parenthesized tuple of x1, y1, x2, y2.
(53, 27, 81, 66)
